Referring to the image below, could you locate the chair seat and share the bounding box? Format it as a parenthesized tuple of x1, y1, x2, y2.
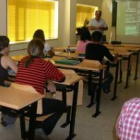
(25, 113, 54, 122)
(76, 72, 107, 84)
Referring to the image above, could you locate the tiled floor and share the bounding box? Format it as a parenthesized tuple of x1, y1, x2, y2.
(0, 60, 140, 140)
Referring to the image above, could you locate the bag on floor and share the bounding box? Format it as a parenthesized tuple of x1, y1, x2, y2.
(1, 110, 17, 126)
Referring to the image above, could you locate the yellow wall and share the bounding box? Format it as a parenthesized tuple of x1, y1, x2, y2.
(0, 0, 7, 35)
(101, 0, 116, 41)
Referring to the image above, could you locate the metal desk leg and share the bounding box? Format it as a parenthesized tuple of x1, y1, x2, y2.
(124, 55, 131, 89)
(134, 50, 139, 80)
(28, 102, 37, 140)
(92, 70, 103, 118)
(20, 113, 27, 140)
(66, 82, 79, 140)
(88, 71, 92, 96)
(61, 89, 71, 128)
(111, 61, 119, 100)
(119, 59, 123, 83)
(61, 106, 71, 128)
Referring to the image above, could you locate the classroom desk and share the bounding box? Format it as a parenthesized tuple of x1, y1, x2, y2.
(54, 52, 120, 101)
(11, 55, 118, 118)
(11, 54, 119, 101)
(50, 56, 107, 118)
(110, 50, 132, 88)
(122, 46, 140, 80)
(55, 69, 82, 140)
(0, 86, 44, 140)
(7, 67, 82, 140)
(105, 44, 140, 80)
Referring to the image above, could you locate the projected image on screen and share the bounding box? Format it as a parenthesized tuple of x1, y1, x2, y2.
(117, 1, 140, 44)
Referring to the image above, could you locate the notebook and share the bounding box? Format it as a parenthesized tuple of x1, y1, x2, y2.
(55, 59, 80, 65)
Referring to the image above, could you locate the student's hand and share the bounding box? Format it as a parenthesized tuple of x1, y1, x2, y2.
(113, 53, 119, 63)
(102, 60, 107, 65)
(47, 79, 56, 93)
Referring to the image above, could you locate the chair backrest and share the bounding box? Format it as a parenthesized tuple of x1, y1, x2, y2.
(81, 59, 105, 79)
(82, 59, 101, 67)
(58, 68, 76, 75)
(10, 83, 38, 94)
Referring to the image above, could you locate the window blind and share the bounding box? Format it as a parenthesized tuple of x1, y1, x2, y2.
(8, 0, 58, 43)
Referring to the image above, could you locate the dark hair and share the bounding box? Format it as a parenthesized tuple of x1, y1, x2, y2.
(91, 31, 102, 42)
(33, 29, 45, 42)
(24, 39, 44, 67)
(0, 36, 10, 51)
(80, 27, 91, 42)
(95, 10, 102, 16)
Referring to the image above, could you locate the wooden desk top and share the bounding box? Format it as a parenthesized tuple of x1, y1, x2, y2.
(120, 44, 140, 48)
(55, 52, 78, 58)
(49, 56, 106, 72)
(55, 69, 83, 86)
(110, 50, 133, 57)
(0, 86, 44, 110)
(104, 44, 140, 52)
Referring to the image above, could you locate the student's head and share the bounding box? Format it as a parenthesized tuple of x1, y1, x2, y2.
(33, 29, 45, 42)
(91, 31, 102, 42)
(80, 27, 91, 42)
(95, 10, 102, 19)
(24, 39, 44, 68)
(0, 36, 10, 55)
(28, 39, 44, 57)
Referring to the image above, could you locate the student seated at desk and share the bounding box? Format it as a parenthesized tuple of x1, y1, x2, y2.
(15, 39, 65, 137)
(0, 36, 18, 126)
(116, 98, 140, 140)
(85, 31, 118, 93)
(33, 29, 55, 57)
(76, 27, 92, 53)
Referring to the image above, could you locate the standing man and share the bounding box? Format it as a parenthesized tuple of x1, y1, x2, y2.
(88, 10, 108, 35)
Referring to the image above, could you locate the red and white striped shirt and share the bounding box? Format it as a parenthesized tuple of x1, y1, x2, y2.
(15, 56, 65, 94)
(116, 98, 140, 140)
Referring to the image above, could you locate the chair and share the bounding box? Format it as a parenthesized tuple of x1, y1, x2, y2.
(75, 59, 107, 108)
(114, 47, 132, 82)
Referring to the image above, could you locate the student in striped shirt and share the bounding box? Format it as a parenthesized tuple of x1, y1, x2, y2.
(15, 39, 65, 137)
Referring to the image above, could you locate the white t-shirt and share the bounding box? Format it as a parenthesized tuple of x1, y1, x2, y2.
(88, 18, 107, 34)
(44, 42, 51, 55)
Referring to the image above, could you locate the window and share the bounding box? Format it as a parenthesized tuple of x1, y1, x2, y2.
(76, 4, 98, 28)
(8, 0, 58, 43)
